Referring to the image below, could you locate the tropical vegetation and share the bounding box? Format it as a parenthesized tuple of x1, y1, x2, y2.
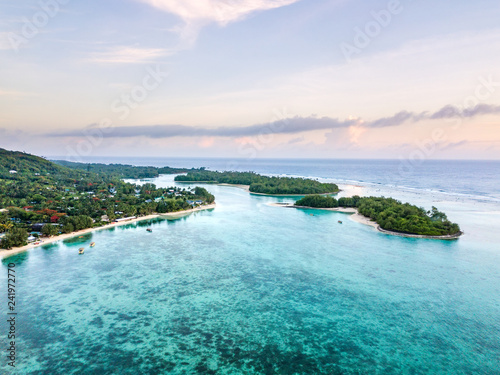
(175, 170, 339, 195)
(0, 149, 214, 249)
(295, 195, 461, 236)
(53, 160, 201, 179)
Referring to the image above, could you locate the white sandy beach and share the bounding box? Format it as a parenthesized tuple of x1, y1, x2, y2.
(268, 202, 461, 240)
(0, 203, 216, 259)
(182, 182, 340, 197)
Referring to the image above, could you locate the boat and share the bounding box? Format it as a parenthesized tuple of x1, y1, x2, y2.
(338, 220, 343, 224)
(78, 248, 85, 254)
(90, 242, 96, 247)
(146, 228, 152, 232)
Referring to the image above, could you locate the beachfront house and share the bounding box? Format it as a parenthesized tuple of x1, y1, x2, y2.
(9, 170, 17, 174)
(32, 223, 45, 232)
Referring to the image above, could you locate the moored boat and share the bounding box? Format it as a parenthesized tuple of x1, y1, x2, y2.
(146, 228, 152, 232)
(90, 242, 96, 247)
(78, 248, 85, 254)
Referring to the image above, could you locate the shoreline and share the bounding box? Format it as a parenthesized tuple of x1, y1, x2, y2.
(179, 181, 339, 196)
(0, 203, 216, 260)
(269, 203, 462, 240)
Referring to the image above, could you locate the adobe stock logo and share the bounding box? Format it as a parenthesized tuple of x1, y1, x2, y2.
(111, 66, 170, 120)
(340, 0, 404, 62)
(65, 65, 169, 162)
(7, 0, 70, 52)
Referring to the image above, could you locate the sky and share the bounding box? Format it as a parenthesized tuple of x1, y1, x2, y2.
(1, 0, 500, 161)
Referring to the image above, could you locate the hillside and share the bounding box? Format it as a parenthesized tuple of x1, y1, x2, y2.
(53, 160, 201, 179)
(0, 148, 68, 177)
(0, 149, 215, 249)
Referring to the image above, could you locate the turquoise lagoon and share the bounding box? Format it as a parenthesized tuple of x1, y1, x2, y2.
(1, 175, 500, 374)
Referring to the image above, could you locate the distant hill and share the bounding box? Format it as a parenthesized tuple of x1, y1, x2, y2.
(53, 160, 201, 179)
(0, 148, 66, 177)
(0, 148, 199, 180)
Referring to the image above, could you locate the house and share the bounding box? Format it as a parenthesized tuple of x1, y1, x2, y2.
(195, 200, 204, 205)
(9, 170, 17, 174)
(187, 200, 195, 206)
(32, 223, 45, 232)
(101, 215, 110, 222)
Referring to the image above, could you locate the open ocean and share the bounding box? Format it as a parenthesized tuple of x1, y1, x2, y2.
(66, 157, 500, 202)
(1, 158, 500, 374)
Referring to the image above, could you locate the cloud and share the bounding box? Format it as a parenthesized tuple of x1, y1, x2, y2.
(47, 104, 500, 139)
(368, 111, 424, 128)
(88, 47, 168, 64)
(137, 0, 301, 50)
(288, 136, 305, 144)
(0, 127, 31, 151)
(139, 0, 300, 25)
(49, 116, 358, 139)
(365, 104, 500, 128)
(430, 104, 500, 119)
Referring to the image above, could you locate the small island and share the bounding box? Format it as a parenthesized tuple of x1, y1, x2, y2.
(292, 195, 462, 239)
(0, 148, 215, 252)
(175, 170, 339, 195)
